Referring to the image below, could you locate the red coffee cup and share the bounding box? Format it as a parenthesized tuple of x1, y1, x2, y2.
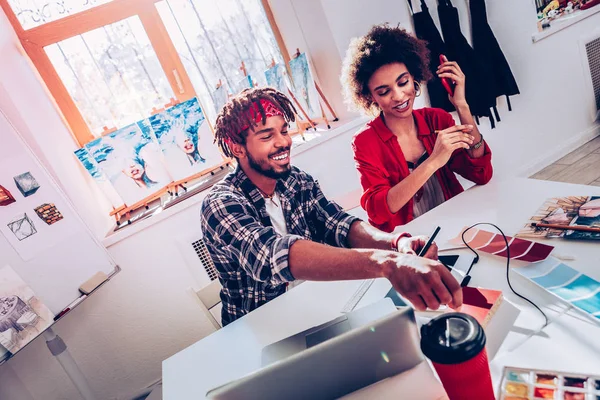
(420, 312, 495, 400)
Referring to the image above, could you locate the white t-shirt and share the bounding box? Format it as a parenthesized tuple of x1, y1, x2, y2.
(264, 191, 288, 235)
(263, 191, 304, 289)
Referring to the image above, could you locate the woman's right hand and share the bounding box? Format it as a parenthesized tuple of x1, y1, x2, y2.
(428, 125, 475, 169)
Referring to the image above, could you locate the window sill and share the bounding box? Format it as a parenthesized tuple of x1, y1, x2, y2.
(291, 116, 368, 157)
(102, 116, 368, 247)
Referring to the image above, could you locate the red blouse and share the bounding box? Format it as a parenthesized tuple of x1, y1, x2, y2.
(352, 108, 493, 233)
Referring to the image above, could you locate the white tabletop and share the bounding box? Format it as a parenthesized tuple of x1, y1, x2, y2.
(162, 178, 600, 399)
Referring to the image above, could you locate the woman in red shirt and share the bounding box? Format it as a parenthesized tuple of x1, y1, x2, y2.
(341, 24, 493, 232)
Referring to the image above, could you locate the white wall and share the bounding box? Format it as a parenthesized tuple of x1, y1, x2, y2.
(317, 0, 600, 179)
(268, 0, 358, 122)
(2, 198, 218, 400)
(0, 0, 599, 399)
(320, 0, 412, 59)
(0, 12, 114, 238)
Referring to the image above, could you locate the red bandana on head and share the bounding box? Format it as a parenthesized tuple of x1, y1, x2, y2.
(239, 99, 284, 133)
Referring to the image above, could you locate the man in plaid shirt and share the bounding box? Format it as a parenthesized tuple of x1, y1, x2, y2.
(201, 88, 462, 326)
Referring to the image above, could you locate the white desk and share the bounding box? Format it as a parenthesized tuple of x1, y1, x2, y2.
(162, 178, 600, 399)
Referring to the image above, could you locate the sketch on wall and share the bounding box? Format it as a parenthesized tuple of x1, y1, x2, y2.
(7, 213, 37, 241)
(13, 172, 40, 197)
(34, 203, 63, 225)
(0, 185, 16, 206)
(0, 265, 54, 353)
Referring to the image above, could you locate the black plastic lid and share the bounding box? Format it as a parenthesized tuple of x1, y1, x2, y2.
(420, 312, 486, 365)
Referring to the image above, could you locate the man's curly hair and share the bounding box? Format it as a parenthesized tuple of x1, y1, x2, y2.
(214, 87, 296, 158)
(341, 24, 432, 114)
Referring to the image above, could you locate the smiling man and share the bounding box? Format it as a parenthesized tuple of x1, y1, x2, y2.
(200, 87, 463, 326)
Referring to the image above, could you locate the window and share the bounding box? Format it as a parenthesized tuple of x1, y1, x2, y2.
(46, 16, 174, 136)
(156, 0, 284, 122)
(0, 0, 291, 145)
(8, 0, 114, 29)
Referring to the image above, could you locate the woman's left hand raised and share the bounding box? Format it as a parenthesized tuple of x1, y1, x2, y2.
(437, 56, 467, 109)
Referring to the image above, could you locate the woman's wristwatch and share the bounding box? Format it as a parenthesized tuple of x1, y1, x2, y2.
(470, 133, 484, 150)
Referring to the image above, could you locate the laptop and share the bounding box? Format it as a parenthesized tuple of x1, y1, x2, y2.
(206, 300, 424, 400)
(261, 298, 397, 366)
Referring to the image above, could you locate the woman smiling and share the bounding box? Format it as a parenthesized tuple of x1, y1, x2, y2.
(342, 24, 493, 232)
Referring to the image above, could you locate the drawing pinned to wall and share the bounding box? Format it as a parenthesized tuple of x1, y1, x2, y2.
(0, 265, 54, 353)
(74, 148, 125, 208)
(34, 204, 63, 225)
(0, 185, 15, 206)
(144, 98, 224, 182)
(1, 157, 82, 261)
(516, 196, 600, 241)
(13, 172, 39, 197)
(7, 213, 37, 241)
(85, 123, 171, 206)
(289, 53, 321, 119)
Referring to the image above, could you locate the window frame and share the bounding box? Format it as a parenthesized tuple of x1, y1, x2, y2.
(0, 0, 291, 146)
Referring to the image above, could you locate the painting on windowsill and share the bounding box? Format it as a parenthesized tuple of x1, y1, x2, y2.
(85, 123, 172, 206)
(289, 53, 322, 120)
(143, 98, 225, 182)
(76, 97, 226, 211)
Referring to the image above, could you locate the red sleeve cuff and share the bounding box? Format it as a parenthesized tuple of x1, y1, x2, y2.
(362, 186, 396, 225)
(462, 141, 492, 167)
(392, 232, 412, 251)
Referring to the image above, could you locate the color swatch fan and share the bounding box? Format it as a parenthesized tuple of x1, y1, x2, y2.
(449, 226, 554, 262)
(514, 257, 600, 322)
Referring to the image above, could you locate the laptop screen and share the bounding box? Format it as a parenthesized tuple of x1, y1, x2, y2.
(305, 319, 352, 348)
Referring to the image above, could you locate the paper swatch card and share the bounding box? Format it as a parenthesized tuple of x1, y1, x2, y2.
(449, 227, 554, 263)
(514, 257, 600, 321)
(461, 287, 503, 328)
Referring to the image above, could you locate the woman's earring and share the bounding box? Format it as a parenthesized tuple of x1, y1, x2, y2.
(414, 82, 422, 97)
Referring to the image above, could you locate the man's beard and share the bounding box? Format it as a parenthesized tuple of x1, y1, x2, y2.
(247, 149, 292, 180)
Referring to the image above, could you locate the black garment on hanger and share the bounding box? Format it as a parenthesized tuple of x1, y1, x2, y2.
(437, 0, 497, 128)
(411, 0, 455, 113)
(470, 0, 519, 111)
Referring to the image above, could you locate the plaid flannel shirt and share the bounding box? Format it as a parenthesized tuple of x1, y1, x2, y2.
(200, 166, 360, 326)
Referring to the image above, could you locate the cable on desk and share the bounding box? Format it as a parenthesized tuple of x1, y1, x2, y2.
(460, 222, 549, 328)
